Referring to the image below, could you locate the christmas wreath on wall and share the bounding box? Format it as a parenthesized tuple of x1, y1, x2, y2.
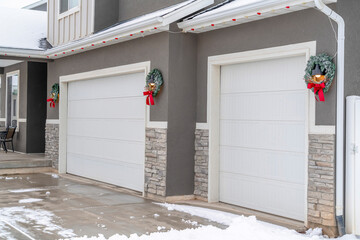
(304, 53, 336, 102)
(47, 83, 59, 108)
(143, 69, 163, 105)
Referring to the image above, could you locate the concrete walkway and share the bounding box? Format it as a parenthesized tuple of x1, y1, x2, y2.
(0, 152, 52, 174)
(0, 173, 225, 239)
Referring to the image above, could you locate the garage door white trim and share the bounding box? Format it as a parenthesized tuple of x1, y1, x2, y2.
(207, 41, 321, 224)
(58, 61, 158, 195)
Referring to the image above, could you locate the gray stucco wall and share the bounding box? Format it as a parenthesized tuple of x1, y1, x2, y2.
(118, 0, 186, 23)
(337, 0, 360, 99)
(166, 25, 197, 196)
(47, 29, 198, 196)
(47, 32, 170, 121)
(94, 0, 120, 33)
(195, 6, 338, 125)
(94, 0, 226, 34)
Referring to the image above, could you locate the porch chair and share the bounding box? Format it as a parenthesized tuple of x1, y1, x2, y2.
(0, 126, 16, 153)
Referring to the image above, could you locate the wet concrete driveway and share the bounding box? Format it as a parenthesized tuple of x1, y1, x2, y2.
(0, 173, 224, 239)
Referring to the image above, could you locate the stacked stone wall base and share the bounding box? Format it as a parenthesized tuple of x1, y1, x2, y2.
(45, 123, 59, 169)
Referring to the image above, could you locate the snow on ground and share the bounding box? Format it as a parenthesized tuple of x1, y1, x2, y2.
(18, 198, 43, 203)
(0, 206, 76, 239)
(0, 7, 46, 50)
(65, 203, 358, 240)
(156, 202, 237, 225)
(9, 188, 47, 193)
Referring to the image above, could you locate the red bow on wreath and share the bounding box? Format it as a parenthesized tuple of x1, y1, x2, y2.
(143, 91, 155, 105)
(47, 98, 56, 108)
(308, 82, 325, 102)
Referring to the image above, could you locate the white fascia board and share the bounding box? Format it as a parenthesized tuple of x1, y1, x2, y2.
(0, 18, 165, 59)
(0, 47, 46, 58)
(0, 0, 213, 60)
(161, 0, 214, 26)
(45, 17, 163, 57)
(178, 0, 337, 32)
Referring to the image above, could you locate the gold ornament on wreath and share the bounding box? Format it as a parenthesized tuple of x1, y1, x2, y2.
(143, 69, 163, 106)
(304, 54, 336, 102)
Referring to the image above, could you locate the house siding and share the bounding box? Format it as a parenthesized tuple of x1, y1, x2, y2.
(47, 27, 198, 197)
(3, 62, 28, 153)
(41, 0, 360, 235)
(47, 0, 94, 47)
(1, 62, 47, 153)
(94, 0, 119, 33)
(338, 0, 360, 101)
(195, 5, 338, 125)
(47, 32, 170, 121)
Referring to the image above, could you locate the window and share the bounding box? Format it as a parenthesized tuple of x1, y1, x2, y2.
(6, 73, 19, 128)
(60, 0, 79, 14)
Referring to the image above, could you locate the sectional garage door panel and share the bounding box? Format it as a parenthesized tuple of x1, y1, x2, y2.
(219, 55, 306, 221)
(67, 72, 145, 192)
(219, 172, 305, 221)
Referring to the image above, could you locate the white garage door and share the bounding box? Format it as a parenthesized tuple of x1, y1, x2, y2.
(67, 72, 145, 192)
(220, 55, 306, 221)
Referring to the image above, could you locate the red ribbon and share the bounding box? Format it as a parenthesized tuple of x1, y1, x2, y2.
(308, 82, 325, 102)
(143, 91, 155, 105)
(47, 98, 56, 108)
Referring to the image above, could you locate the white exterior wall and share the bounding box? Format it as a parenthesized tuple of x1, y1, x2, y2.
(47, 0, 94, 47)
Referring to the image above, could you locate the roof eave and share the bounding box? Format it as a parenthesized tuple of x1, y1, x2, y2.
(1, 0, 214, 60)
(178, 0, 337, 33)
(161, 0, 214, 26)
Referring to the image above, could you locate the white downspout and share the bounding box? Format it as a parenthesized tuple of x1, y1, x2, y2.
(314, 0, 346, 235)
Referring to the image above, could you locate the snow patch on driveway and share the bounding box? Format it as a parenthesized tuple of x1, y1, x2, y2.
(155, 202, 237, 225)
(0, 206, 76, 239)
(18, 198, 43, 203)
(9, 188, 47, 193)
(67, 204, 357, 240)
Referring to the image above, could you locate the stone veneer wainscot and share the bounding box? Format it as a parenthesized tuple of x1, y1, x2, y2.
(144, 128, 167, 197)
(193, 131, 337, 237)
(45, 123, 59, 169)
(194, 129, 209, 200)
(307, 134, 337, 237)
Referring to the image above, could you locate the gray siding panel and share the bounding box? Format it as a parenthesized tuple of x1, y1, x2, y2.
(48, 0, 94, 47)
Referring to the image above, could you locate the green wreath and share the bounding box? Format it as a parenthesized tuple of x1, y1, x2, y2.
(51, 83, 60, 102)
(146, 69, 163, 97)
(304, 53, 336, 94)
